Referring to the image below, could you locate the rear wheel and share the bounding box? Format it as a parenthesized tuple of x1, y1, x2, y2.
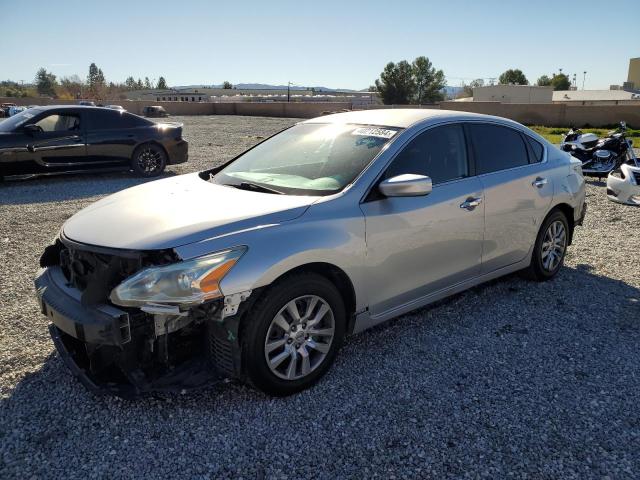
(524, 210, 569, 281)
(241, 273, 345, 396)
(131, 144, 166, 177)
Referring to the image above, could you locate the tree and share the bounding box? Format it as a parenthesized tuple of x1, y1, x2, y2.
(35, 67, 57, 96)
(87, 63, 106, 99)
(144, 77, 153, 89)
(412, 56, 446, 104)
(222, 81, 233, 89)
(157, 76, 167, 89)
(59, 75, 84, 99)
(462, 78, 485, 97)
(536, 75, 551, 87)
(550, 73, 571, 91)
(137, 78, 143, 89)
(125, 76, 137, 90)
(375, 61, 416, 105)
(498, 69, 528, 85)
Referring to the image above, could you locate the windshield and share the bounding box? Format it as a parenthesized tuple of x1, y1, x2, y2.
(0, 109, 38, 132)
(213, 123, 400, 195)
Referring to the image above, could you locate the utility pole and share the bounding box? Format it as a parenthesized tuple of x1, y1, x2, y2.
(287, 81, 291, 102)
(582, 71, 587, 90)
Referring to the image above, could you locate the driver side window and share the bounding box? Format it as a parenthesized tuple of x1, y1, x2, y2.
(35, 114, 80, 133)
(385, 124, 469, 185)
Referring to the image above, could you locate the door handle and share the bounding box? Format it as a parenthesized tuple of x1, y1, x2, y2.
(532, 177, 548, 188)
(460, 197, 482, 210)
(27, 144, 36, 153)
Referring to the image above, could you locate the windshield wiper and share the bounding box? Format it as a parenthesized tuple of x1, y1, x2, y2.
(231, 182, 284, 195)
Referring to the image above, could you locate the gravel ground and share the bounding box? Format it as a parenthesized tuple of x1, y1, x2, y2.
(1, 115, 639, 479)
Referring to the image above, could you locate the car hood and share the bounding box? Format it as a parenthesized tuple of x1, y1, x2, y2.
(63, 173, 319, 250)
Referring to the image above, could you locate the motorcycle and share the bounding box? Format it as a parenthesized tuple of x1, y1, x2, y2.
(560, 121, 636, 176)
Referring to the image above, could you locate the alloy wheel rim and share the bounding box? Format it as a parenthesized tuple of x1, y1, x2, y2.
(137, 148, 161, 173)
(264, 295, 335, 381)
(541, 220, 567, 272)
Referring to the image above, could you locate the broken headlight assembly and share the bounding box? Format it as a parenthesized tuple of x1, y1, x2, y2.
(109, 246, 246, 307)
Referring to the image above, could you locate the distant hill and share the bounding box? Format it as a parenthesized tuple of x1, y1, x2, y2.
(172, 83, 357, 92)
(171, 83, 463, 98)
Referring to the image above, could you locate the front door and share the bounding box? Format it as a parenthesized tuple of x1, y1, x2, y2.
(361, 124, 484, 317)
(29, 111, 87, 172)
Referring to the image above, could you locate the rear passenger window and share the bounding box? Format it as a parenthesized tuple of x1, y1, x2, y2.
(88, 110, 150, 129)
(121, 113, 151, 128)
(88, 110, 125, 130)
(385, 124, 469, 185)
(524, 135, 544, 163)
(469, 124, 529, 174)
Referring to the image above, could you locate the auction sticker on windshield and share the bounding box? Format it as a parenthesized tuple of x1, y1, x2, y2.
(351, 127, 397, 139)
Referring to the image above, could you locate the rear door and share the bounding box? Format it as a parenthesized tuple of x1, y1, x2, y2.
(29, 110, 87, 172)
(85, 110, 142, 165)
(467, 123, 553, 273)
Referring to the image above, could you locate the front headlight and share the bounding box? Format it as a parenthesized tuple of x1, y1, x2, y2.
(110, 247, 246, 307)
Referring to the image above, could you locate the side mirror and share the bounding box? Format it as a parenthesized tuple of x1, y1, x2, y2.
(23, 124, 40, 135)
(379, 174, 432, 197)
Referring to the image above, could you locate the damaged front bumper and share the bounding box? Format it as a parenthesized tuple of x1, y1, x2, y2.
(35, 265, 246, 398)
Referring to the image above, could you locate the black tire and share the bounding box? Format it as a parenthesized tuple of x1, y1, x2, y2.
(241, 273, 346, 396)
(131, 143, 167, 177)
(523, 210, 569, 281)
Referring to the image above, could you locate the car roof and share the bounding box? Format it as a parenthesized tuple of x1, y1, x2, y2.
(303, 108, 516, 129)
(28, 105, 124, 113)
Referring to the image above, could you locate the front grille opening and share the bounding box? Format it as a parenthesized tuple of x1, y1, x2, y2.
(41, 237, 179, 305)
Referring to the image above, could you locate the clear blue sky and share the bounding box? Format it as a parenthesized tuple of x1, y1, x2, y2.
(2, 0, 638, 90)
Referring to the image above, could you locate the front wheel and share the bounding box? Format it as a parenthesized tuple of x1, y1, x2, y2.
(131, 144, 167, 177)
(241, 273, 346, 396)
(524, 210, 569, 281)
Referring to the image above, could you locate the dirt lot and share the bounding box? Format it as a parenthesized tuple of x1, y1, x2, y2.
(1, 115, 639, 479)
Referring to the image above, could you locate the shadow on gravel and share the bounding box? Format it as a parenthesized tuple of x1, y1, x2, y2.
(585, 177, 607, 187)
(0, 170, 178, 205)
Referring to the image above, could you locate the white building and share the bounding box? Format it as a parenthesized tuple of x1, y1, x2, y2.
(472, 85, 553, 103)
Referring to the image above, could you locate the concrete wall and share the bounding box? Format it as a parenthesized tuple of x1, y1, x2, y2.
(0, 97, 351, 119)
(439, 101, 640, 127)
(2, 96, 638, 126)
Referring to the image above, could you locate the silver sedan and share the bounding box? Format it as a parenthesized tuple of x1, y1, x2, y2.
(37, 109, 586, 397)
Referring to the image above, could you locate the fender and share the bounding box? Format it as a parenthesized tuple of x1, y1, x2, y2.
(174, 201, 368, 312)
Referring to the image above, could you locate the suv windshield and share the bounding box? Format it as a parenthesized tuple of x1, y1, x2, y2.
(0, 109, 38, 132)
(213, 123, 400, 195)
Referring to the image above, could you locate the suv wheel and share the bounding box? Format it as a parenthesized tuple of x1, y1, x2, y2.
(241, 273, 345, 396)
(524, 210, 569, 281)
(131, 144, 167, 177)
